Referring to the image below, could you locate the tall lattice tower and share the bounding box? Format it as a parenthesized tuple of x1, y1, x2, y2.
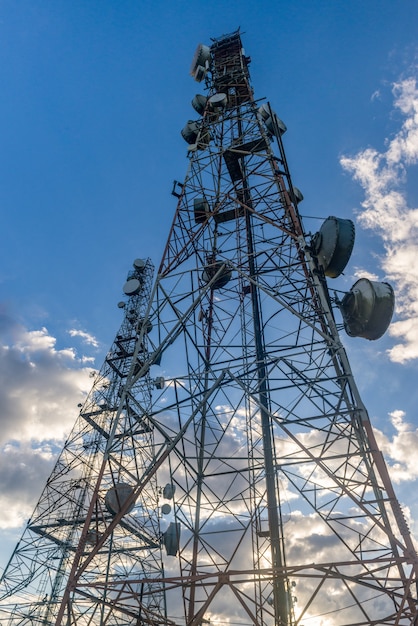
(1, 29, 418, 626)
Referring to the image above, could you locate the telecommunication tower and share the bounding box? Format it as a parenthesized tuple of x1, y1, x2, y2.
(1, 29, 418, 626)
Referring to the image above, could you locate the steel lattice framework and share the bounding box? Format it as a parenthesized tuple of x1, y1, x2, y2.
(0, 258, 168, 625)
(1, 29, 418, 626)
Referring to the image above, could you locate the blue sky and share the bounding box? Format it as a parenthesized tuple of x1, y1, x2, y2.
(1, 0, 418, 573)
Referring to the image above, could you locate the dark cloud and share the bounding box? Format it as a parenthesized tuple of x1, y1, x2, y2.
(0, 443, 55, 527)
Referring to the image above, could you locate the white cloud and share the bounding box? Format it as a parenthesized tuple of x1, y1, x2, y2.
(373, 409, 418, 484)
(68, 328, 99, 347)
(0, 319, 93, 444)
(389, 408, 409, 432)
(0, 312, 95, 528)
(352, 267, 379, 281)
(340, 76, 418, 363)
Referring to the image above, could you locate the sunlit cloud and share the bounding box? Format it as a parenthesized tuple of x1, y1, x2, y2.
(352, 267, 379, 281)
(68, 328, 99, 347)
(373, 409, 418, 484)
(341, 76, 418, 363)
(0, 320, 92, 444)
(0, 314, 95, 527)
